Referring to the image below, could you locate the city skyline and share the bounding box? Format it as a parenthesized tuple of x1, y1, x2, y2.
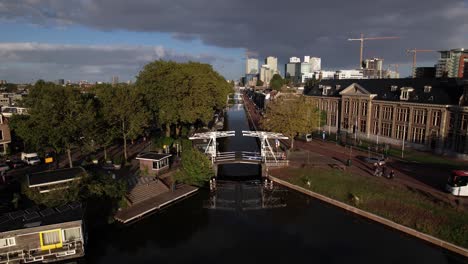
(0, 0, 467, 82)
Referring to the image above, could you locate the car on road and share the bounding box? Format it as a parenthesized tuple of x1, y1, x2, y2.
(6, 159, 26, 169)
(364, 157, 386, 166)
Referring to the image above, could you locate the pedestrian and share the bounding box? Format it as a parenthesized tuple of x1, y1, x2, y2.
(373, 164, 379, 176)
(389, 170, 395, 179)
(322, 131, 326, 141)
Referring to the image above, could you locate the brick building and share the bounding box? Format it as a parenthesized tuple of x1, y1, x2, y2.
(304, 78, 468, 159)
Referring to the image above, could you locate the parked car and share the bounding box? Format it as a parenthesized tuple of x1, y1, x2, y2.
(364, 157, 386, 166)
(6, 159, 26, 169)
(21, 152, 41, 166)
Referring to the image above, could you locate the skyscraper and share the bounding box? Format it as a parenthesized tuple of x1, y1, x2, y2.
(435, 48, 468, 78)
(112, 76, 119, 86)
(363, 58, 384, 78)
(246, 58, 259, 74)
(265, 56, 278, 73)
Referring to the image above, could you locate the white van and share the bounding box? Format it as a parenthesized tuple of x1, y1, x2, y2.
(21, 152, 41, 165)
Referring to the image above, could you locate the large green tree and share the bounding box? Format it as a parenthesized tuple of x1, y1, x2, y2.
(175, 148, 214, 187)
(95, 84, 149, 160)
(270, 74, 284, 91)
(262, 96, 322, 149)
(136, 60, 231, 137)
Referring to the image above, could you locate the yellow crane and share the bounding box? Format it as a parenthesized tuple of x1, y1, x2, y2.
(406, 49, 435, 71)
(348, 33, 399, 69)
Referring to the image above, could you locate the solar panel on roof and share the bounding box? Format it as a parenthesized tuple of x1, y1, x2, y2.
(24, 212, 40, 221)
(69, 202, 81, 209)
(56, 204, 71, 213)
(39, 208, 55, 217)
(0, 215, 11, 225)
(9, 210, 25, 219)
(25, 206, 40, 214)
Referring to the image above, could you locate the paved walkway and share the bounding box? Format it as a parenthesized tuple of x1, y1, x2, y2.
(242, 92, 468, 210)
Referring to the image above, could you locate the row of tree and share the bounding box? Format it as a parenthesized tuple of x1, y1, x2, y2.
(10, 61, 232, 167)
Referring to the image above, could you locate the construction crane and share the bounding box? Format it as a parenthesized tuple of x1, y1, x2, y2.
(348, 33, 399, 69)
(405, 49, 435, 71)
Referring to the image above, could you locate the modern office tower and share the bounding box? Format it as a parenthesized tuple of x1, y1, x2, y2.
(265, 56, 278, 73)
(435, 48, 468, 78)
(246, 58, 259, 74)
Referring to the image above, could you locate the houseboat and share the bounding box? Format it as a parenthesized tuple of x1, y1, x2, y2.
(0, 202, 85, 263)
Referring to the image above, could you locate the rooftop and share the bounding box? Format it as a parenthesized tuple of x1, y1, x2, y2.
(136, 152, 172, 161)
(0, 202, 82, 233)
(305, 78, 466, 105)
(28, 167, 86, 187)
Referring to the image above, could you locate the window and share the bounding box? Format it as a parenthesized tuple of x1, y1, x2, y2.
(401, 91, 409, 100)
(382, 106, 393, 120)
(424, 86, 432, 93)
(400, 88, 413, 101)
(62, 227, 82, 242)
(0, 237, 16, 248)
(414, 109, 427, 125)
(411, 127, 426, 144)
(432, 111, 441, 127)
(361, 101, 368, 116)
(396, 108, 409, 122)
(153, 158, 169, 170)
(372, 105, 379, 119)
(396, 125, 408, 140)
(381, 123, 392, 137)
(40, 229, 63, 250)
(360, 119, 367, 133)
(461, 114, 468, 131)
(391, 85, 398, 91)
(343, 117, 349, 129)
(372, 121, 379, 135)
(0, 130, 3, 140)
(352, 101, 358, 115)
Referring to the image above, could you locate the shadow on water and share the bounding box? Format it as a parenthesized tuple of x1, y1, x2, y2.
(77, 101, 468, 264)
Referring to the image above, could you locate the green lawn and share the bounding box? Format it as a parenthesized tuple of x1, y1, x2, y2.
(279, 167, 468, 248)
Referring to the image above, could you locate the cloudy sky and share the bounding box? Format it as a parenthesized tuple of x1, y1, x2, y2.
(0, 0, 467, 83)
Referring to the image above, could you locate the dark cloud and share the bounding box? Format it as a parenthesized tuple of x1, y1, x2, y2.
(0, 43, 226, 82)
(0, 0, 467, 74)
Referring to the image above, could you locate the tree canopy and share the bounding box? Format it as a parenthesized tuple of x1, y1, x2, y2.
(261, 96, 322, 149)
(136, 60, 231, 137)
(10, 82, 96, 167)
(175, 147, 214, 187)
(270, 74, 284, 91)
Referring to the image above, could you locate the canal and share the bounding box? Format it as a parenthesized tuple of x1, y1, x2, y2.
(83, 103, 467, 264)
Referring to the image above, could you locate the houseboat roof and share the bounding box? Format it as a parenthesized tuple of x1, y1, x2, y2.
(0, 202, 82, 233)
(27, 167, 86, 187)
(136, 152, 172, 161)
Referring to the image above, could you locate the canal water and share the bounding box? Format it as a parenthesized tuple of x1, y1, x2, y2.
(83, 103, 467, 264)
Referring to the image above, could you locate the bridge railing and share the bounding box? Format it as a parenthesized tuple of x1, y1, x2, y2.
(264, 152, 287, 160)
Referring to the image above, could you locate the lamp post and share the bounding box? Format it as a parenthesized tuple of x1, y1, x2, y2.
(401, 125, 406, 158)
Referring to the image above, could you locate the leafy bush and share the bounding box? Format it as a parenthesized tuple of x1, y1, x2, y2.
(174, 148, 213, 187)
